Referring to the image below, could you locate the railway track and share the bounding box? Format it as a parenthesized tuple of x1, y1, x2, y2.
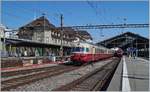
(1, 57, 117, 91)
(53, 57, 120, 91)
(1, 65, 79, 91)
(2, 65, 64, 77)
(1, 57, 113, 77)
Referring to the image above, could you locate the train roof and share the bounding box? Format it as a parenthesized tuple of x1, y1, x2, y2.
(80, 41, 110, 50)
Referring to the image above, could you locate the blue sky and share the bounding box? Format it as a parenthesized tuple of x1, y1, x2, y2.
(1, 1, 149, 43)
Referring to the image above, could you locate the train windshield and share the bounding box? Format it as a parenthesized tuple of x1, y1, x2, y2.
(72, 47, 89, 52)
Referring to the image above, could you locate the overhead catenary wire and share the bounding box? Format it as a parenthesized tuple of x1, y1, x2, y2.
(86, 1, 106, 42)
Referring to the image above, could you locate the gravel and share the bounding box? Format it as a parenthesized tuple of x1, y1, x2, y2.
(10, 59, 113, 91)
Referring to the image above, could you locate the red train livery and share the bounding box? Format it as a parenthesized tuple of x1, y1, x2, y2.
(71, 42, 114, 64)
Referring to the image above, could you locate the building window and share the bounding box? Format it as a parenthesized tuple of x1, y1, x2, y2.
(55, 32, 57, 36)
(52, 32, 54, 35)
(36, 23, 42, 26)
(59, 39, 61, 43)
(46, 37, 49, 43)
(56, 39, 58, 43)
(55, 39, 57, 43)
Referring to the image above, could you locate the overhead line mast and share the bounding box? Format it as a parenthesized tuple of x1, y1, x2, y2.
(60, 14, 64, 60)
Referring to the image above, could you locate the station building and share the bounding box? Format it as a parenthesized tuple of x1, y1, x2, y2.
(97, 32, 149, 58)
(1, 16, 92, 58)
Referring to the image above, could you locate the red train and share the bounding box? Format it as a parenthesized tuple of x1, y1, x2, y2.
(111, 47, 124, 57)
(70, 42, 114, 65)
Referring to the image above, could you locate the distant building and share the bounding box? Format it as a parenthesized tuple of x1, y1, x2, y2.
(0, 24, 19, 39)
(8, 30, 18, 39)
(0, 24, 5, 38)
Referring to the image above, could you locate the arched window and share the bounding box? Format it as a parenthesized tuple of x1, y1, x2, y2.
(36, 23, 42, 26)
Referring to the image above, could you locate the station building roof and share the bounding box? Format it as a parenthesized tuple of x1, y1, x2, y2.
(19, 16, 56, 30)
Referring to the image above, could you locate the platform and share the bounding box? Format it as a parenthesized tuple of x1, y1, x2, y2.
(107, 56, 149, 91)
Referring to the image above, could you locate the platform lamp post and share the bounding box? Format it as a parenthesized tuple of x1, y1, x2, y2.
(43, 13, 45, 58)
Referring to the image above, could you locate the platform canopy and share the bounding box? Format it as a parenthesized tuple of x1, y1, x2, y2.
(1, 38, 70, 48)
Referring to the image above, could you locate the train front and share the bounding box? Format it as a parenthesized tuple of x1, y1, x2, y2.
(71, 46, 90, 64)
(112, 47, 124, 57)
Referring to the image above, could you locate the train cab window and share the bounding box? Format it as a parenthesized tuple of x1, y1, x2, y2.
(80, 47, 84, 52)
(73, 47, 88, 52)
(76, 47, 80, 52)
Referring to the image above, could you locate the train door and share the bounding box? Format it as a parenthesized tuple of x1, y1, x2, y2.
(92, 46, 95, 61)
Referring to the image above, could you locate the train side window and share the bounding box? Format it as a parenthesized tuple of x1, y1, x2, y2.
(83, 48, 85, 52)
(101, 49, 104, 53)
(86, 48, 89, 52)
(82, 47, 84, 52)
(100, 49, 102, 53)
